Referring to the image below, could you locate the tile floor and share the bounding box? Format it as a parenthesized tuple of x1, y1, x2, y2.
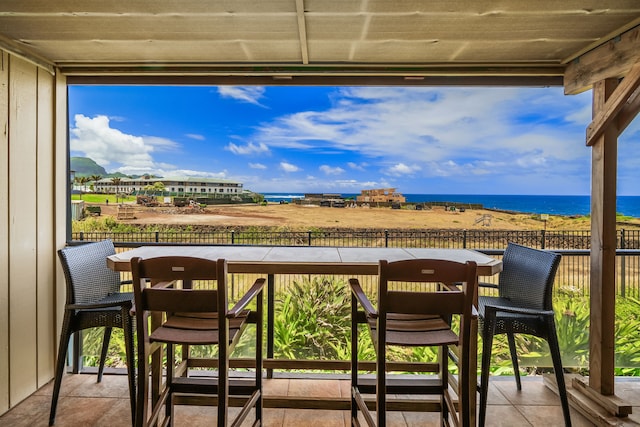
(1, 373, 639, 426)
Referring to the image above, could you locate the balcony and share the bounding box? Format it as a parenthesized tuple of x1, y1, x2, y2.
(1, 239, 639, 425)
(5, 372, 639, 426)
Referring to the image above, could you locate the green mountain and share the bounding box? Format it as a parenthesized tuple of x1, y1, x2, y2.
(70, 157, 108, 177)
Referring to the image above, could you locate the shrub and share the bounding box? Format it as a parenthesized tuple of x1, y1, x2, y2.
(273, 276, 351, 360)
(79, 278, 640, 377)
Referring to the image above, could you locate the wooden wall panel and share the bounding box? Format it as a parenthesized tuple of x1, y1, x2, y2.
(36, 69, 55, 387)
(0, 52, 62, 416)
(54, 73, 67, 338)
(0, 50, 10, 415)
(8, 55, 39, 405)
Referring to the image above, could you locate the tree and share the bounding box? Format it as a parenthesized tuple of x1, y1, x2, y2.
(111, 177, 122, 203)
(74, 176, 90, 198)
(152, 181, 166, 193)
(89, 174, 102, 192)
(73, 176, 82, 199)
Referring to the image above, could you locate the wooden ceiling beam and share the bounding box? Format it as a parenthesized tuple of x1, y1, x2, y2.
(586, 61, 640, 146)
(617, 86, 640, 136)
(295, 0, 309, 65)
(0, 33, 55, 74)
(66, 74, 563, 87)
(564, 26, 640, 95)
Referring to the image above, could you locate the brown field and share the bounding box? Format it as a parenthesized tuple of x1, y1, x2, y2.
(96, 202, 640, 230)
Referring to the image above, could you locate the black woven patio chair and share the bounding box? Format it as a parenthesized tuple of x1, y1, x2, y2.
(478, 242, 571, 427)
(49, 240, 135, 426)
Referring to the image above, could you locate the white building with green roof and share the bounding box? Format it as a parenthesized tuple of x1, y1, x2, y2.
(94, 176, 243, 195)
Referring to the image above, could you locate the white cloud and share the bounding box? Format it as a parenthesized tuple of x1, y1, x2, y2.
(186, 133, 205, 140)
(348, 162, 367, 171)
(242, 175, 386, 193)
(252, 87, 593, 191)
(115, 166, 228, 180)
(226, 141, 270, 155)
(249, 162, 267, 169)
(516, 155, 547, 168)
(70, 114, 229, 178)
(386, 163, 421, 176)
(70, 114, 179, 171)
(280, 162, 301, 173)
(218, 86, 266, 106)
(319, 165, 345, 175)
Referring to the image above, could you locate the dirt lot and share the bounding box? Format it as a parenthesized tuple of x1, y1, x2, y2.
(94, 202, 610, 230)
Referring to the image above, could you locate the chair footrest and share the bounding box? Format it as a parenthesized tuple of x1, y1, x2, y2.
(351, 389, 444, 413)
(354, 376, 445, 395)
(172, 376, 258, 396)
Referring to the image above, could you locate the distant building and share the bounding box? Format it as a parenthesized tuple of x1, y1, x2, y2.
(303, 193, 342, 201)
(94, 176, 243, 195)
(356, 188, 406, 204)
(300, 193, 345, 207)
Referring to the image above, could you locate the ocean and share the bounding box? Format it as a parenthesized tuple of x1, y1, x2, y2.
(261, 193, 640, 218)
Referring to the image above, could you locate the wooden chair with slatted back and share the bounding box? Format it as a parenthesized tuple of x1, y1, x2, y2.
(130, 256, 265, 427)
(350, 258, 478, 427)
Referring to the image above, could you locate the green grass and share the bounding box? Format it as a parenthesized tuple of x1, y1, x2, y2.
(72, 194, 136, 204)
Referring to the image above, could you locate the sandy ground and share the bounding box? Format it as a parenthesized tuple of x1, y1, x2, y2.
(90, 202, 620, 230)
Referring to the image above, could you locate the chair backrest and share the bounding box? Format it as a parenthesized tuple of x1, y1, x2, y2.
(130, 256, 227, 322)
(378, 258, 477, 328)
(57, 240, 122, 305)
(498, 242, 562, 310)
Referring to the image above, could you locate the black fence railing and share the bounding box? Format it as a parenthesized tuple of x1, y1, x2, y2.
(71, 228, 640, 299)
(72, 228, 640, 249)
(70, 228, 640, 371)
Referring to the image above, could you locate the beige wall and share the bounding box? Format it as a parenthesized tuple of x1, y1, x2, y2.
(0, 51, 66, 414)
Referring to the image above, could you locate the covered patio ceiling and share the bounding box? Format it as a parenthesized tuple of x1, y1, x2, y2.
(1, 1, 640, 93)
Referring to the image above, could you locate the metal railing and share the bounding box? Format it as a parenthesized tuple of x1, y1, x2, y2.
(73, 228, 640, 249)
(70, 229, 640, 373)
(72, 228, 640, 297)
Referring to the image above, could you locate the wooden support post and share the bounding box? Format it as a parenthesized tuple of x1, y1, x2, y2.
(589, 78, 618, 396)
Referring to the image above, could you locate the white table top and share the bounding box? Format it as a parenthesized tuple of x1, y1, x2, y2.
(108, 245, 502, 276)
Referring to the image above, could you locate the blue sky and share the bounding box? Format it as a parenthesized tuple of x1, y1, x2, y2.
(68, 85, 640, 195)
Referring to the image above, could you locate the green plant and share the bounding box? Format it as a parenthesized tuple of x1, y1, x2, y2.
(272, 276, 351, 360)
(82, 328, 128, 368)
(77, 278, 640, 377)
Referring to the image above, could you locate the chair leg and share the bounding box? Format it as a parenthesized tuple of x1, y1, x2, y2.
(440, 345, 449, 424)
(49, 313, 73, 426)
(123, 311, 136, 425)
(350, 295, 359, 423)
(547, 320, 572, 427)
(135, 340, 150, 427)
(97, 327, 112, 383)
(166, 344, 174, 424)
(479, 312, 496, 427)
(255, 301, 264, 424)
(506, 332, 522, 391)
(218, 339, 229, 427)
(376, 330, 386, 425)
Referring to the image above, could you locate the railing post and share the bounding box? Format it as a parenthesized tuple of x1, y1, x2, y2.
(620, 229, 626, 297)
(79, 231, 84, 241)
(385, 229, 389, 247)
(231, 230, 235, 245)
(155, 231, 159, 243)
(541, 229, 546, 249)
(266, 274, 275, 379)
(463, 230, 467, 249)
(308, 230, 312, 246)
